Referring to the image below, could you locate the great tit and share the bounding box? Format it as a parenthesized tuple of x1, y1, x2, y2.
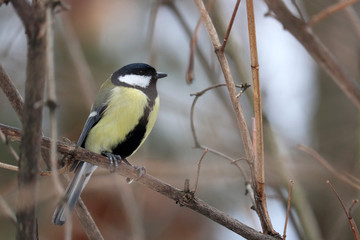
(52, 63, 167, 225)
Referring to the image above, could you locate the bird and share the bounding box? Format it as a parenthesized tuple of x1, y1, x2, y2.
(52, 63, 167, 225)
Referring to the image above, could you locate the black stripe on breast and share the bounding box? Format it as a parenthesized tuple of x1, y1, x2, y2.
(111, 101, 153, 158)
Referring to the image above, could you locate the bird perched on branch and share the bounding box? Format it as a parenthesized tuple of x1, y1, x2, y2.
(52, 63, 167, 225)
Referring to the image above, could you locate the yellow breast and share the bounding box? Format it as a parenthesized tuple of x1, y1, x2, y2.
(85, 87, 159, 155)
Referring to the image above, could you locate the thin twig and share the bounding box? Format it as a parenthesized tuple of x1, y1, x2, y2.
(307, 0, 360, 27)
(189, 83, 251, 182)
(246, 0, 274, 234)
(221, 0, 241, 52)
(348, 200, 358, 218)
(298, 144, 360, 190)
(0, 128, 19, 161)
(0, 196, 16, 225)
(58, 14, 96, 109)
(187, 16, 202, 84)
(0, 123, 278, 240)
(0, 64, 24, 122)
(291, 0, 305, 21)
(115, 176, 145, 240)
(343, 1, 360, 41)
(75, 198, 104, 240)
(193, 148, 208, 194)
(0, 162, 18, 172)
(193, 0, 278, 235)
(326, 180, 360, 240)
(187, 0, 216, 84)
(283, 180, 294, 240)
(46, 3, 64, 196)
(166, 2, 236, 119)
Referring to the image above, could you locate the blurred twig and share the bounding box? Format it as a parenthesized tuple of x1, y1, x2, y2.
(75, 198, 104, 240)
(0, 128, 19, 161)
(264, 0, 360, 109)
(115, 176, 145, 240)
(0, 195, 16, 225)
(58, 14, 96, 109)
(46, 2, 64, 197)
(11, 0, 48, 238)
(0, 161, 18, 172)
(298, 144, 360, 190)
(0, 123, 279, 240)
(343, 1, 360, 41)
(326, 180, 360, 240)
(307, 0, 360, 27)
(283, 180, 294, 240)
(0, 64, 24, 122)
(147, 0, 162, 66)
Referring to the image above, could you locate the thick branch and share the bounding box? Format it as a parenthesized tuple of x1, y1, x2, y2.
(11, 1, 47, 239)
(264, 0, 360, 109)
(0, 123, 278, 240)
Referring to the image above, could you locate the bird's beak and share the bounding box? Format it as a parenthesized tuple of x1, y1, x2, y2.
(156, 72, 167, 79)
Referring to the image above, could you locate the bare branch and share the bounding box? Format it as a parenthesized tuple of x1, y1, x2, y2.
(193, 148, 208, 194)
(221, 0, 241, 52)
(189, 83, 251, 182)
(0, 123, 279, 240)
(307, 0, 360, 27)
(58, 15, 96, 109)
(264, 0, 360, 109)
(0, 161, 18, 172)
(193, 0, 278, 235)
(283, 180, 294, 240)
(0, 64, 24, 122)
(297, 144, 360, 190)
(326, 181, 360, 240)
(0, 128, 20, 161)
(11, 1, 48, 239)
(187, 0, 215, 84)
(45, 2, 63, 198)
(75, 198, 105, 240)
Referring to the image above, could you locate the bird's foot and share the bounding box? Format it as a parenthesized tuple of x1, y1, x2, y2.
(101, 151, 131, 173)
(126, 166, 146, 184)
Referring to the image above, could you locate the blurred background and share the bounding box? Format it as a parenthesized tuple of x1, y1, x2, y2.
(0, 0, 359, 239)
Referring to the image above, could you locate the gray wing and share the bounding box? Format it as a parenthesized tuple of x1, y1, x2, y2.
(77, 104, 107, 147)
(69, 105, 107, 171)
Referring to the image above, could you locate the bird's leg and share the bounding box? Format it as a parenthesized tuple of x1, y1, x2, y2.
(101, 151, 145, 181)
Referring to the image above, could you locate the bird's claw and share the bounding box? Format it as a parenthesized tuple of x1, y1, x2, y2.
(126, 166, 146, 184)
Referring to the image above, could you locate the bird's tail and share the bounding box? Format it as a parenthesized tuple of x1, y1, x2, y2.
(52, 162, 97, 225)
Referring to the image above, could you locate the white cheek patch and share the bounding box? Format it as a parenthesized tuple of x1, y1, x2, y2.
(118, 74, 151, 88)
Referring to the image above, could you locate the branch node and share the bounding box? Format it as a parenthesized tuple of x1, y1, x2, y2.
(46, 99, 59, 110)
